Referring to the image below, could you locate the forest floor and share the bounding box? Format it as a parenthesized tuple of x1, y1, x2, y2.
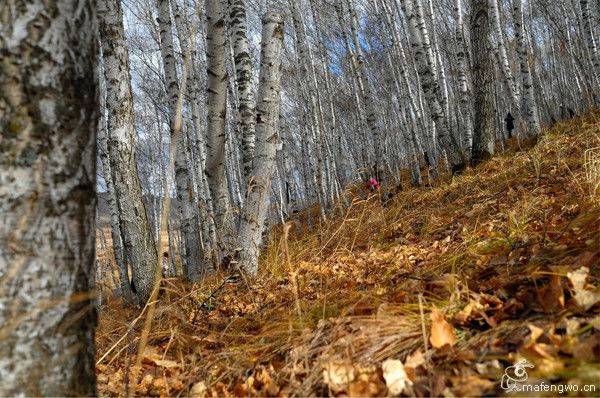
(96, 111, 600, 397)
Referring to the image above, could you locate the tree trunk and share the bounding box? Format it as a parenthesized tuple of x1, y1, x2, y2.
(292, 0, 329, 218)
(237, 13, 284, 275)
(227, 0, 257, 181)
(471, 0, 496, 164)
(99, 111, 135, 303)
(156, 0, 203, 280)
(0, 0, 98, 394)
(401, 0, 466, 171)
(513, 0, 541, 136)
(345, 0, 383, 173)
(491, 0, 520, 107)
(454, 0, 474, 152)
(580, 0, 600, 83)
(98, 0, 157, 304)
(206, 0, 232, 238)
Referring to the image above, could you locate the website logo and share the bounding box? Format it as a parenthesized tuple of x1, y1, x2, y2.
(500, 359, 534, 392)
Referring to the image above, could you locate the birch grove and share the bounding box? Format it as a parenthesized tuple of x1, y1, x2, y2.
(91, 0, 594, 283)
(1, 0, 599, 389)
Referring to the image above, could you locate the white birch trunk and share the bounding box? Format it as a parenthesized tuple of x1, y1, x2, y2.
(427, 0, 449, 119)
(156, 0, 203, 280)
(237, 13, 284, 275)
(99, 112, 134, 302)
(206, 0, 232, 235)
(513, 0, 541, 136)
(98, 0, 158, 304)
(227, 0, 257, 180)
(580, 0, 600, 81)
(414, 0, 438, 79)
(491, 0, 520, 107)
(157, 0, 179, 109)
(454, 0, 473, 152)
(0, 1, 97, 394)
(471, 0, 496, 163)
(346, 0, 384, 173)
(401, 0, 466, 171)
(291, 0, 328, 217)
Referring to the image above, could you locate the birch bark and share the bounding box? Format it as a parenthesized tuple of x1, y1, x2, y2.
(491, 0, 520, 107)
(513, 0, 541, 136)
(401, 0, 466, 171)
(206, 0, 232, 235)
(237, 13, 284, 274)
(156, 0, 203, 280)
(0, 0, 98, 394)
(98, 0, 158, 304)
(454, 0, 473, 151)
(471, 0, 496, 163)
(580, 0, 600, 80)
(99, 112, 134, 302)
(227, 0, 257, 181)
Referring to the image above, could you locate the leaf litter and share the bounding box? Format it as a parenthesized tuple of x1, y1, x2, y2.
(96, 112, 600, 396)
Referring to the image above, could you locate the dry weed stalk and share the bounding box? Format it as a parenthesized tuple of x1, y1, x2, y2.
(584, 146, 600, 201)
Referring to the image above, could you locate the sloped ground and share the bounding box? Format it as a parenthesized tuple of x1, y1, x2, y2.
(96, 111, 600, 397)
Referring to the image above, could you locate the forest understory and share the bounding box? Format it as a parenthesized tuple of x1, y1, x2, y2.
(96, 112, 600, 397)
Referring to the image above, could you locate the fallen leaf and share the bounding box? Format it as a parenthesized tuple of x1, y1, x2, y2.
(568, 267, 588, 291)
(254, 366, 279, 396)
(591, 315, 600, 330)
(404, 350, 426, 369)
(154, 359, 180, 369)
(190, 381, 207, 397)
(450, 375, 495, 396)
(537, 274, 564, 313)
(525, 324, 544, 345)
(382, 359, 411, 395)
(567, 267, 600, 310)
(521, 324, 556, 358)
(347, 381, 382, 397)
(430, 308, 457, 349)
(323, 361, 355, 392)
(572, 334, 600, 360)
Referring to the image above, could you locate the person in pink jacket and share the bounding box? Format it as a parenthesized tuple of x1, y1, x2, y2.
(366, 176, 379, 192)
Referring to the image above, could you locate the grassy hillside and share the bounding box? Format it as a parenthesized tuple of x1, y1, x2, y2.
(97, 111, 600, 397)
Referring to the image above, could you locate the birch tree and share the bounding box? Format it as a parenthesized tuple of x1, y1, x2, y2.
(227, 0, 257, 180)
(156, 0, 203, 280)
(471, 0, 496, 163)
(206, 0, 231, 237)
(454, 0, 473, 151)
(513, 0, 541, 136)
(98, 0, 158, 304)
(237, 13, 285, 274)
(99, 111, 134, 302)
(345, 0, 383, 174)
(0, 0, 98, 394)
(401, 0, 466, 172)
(89, 0, 600, 290)
(580, 0, 600, 81)
(491, 0, 520, 108)
(291, 0, 329, 217)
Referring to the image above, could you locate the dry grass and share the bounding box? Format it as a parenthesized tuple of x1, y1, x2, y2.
(96, 111, 600, 397)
